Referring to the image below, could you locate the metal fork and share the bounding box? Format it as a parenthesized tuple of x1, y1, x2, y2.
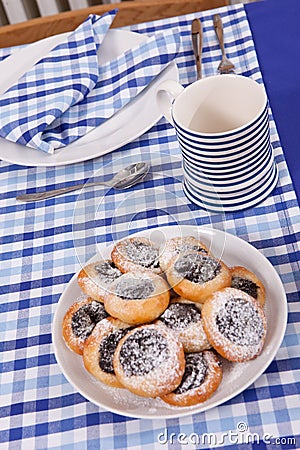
(213, 13, 235, 74)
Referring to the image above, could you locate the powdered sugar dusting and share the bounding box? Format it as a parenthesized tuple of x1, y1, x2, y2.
(159, 302, 201, 330)
(116, 325, 185, 397)
(174, 253, 221, 283)
(114, 276, 155, 300)
(177, 243, 207, 254)
(122, 239, 159, 269)
(78, 261, 122, 299)
(119, 328, 169, 376)
(85, 354, 249, 411)
(205, 288, 266, 361)
(94, 261, 122, 283)
(159, 236, 209, 271)
(216, 298, 264, 346)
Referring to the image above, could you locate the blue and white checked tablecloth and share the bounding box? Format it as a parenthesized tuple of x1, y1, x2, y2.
(1, 4, 299, 449)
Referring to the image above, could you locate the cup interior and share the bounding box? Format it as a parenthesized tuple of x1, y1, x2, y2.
(173, 75, 267, 135)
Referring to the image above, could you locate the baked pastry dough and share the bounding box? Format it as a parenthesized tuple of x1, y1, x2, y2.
(104, 271, 170, 325)
(113, 324, 185, 398)
(230, 266, 266, 306)
(202, 287, 267, 362)
(166, 251, 231, 303)
(77, 260, 122, 302)
(62, 297, 109, 355)
(161, 350, 222, 406)
(159, 235, 210, 272)
(155, 298, 211, 352)
(83, 317, 132, 388)
(111, 237, 161, 274)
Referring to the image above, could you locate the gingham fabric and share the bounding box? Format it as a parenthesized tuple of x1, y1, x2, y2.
(0, 4, 299, 450)
(0, 12, 180, 155)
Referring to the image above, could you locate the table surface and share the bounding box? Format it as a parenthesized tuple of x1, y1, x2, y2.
(0, 1, 299, 449)
(245, 0, 300, 202)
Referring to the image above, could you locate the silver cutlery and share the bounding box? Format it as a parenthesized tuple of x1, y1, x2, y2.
(16, 162, 150, 202)
(191, 18, 203, 80)
(213, 13, 235, 74)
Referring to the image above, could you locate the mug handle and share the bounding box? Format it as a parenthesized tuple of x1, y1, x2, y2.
(157, 80, 184, 126)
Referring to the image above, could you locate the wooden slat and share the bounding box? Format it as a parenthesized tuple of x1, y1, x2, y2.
(0, 0, 229, 47)
(1, 0, 40, 24)
(68, 0, 90, 10)
(36, 0, 69, 17)
(0, 1, 8, 26)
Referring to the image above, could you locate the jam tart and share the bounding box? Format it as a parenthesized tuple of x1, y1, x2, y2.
(111, 237, 161, 274)
(166, 251, 232, 303)
(83, 317, 132, 388)
(230, 266, 266, 306)
(113, 324, 185, 398)
(201, 287, 267, 362)
(104, 271, 170, 325)
(161, 350, 222, 407)
(155, 298, 211, 352)
(158, 235, 210, 272)
(62, 297, 109, 355)
(77, 260, 122, 302)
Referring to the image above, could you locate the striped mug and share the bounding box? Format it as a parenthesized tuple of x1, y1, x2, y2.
(157, 74, 277, 212)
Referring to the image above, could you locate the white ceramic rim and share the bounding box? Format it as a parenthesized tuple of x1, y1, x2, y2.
(175, 107, 269, 146)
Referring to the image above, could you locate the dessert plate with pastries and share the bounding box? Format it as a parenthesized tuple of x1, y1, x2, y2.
(52, 225, 287, 419)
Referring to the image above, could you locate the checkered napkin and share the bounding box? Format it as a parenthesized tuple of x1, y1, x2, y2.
(0, 12, 181, 155)
(0, 11, 116, 154)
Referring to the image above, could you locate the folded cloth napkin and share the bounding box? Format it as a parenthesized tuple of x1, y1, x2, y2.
(0, 11, 181, 154)
(0, 11, 117, 154)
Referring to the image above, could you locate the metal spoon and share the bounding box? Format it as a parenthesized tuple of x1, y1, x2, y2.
(16, 162, 150, 202)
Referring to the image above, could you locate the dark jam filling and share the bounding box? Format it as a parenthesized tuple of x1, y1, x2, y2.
(71, 302, 108, 339)
(125, 240, 159, 269)
(216, 298, 264, 346)
(231, 276, 258, 299)
(94, 261, 122, 283)
(114, 277, 155, 300)
(99, 328, 131, 374)
(119, 328, 169, 376)
(174, 253, 221, 284)
(159, 302, 201, 330)
(174, 353, 207, 394)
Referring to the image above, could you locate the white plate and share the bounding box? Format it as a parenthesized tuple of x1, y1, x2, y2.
(0, 30, 178, 167)
(52, 225, 287, 419)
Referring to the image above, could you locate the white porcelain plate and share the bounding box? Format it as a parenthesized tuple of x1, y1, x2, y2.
(0, 30, 178, 167)
(52, 225, 287, 419)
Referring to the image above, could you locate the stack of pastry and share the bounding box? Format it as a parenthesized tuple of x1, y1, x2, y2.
(62, 235, 267, 407)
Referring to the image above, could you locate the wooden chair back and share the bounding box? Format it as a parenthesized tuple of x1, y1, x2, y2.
(0, 0, 228, 48)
